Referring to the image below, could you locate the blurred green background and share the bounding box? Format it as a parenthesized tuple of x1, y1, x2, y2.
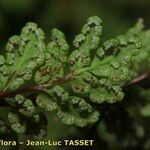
(0, 0, 150, 49)
(0, 0, 149, 150)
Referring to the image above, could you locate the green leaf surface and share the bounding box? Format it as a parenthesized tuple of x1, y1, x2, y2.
(0, 23, 46, 91)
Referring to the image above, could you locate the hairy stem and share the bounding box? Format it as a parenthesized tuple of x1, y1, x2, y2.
(0, 73, 73, 99)
(126, 71, 150, 86)
(0, 71, 149, 100)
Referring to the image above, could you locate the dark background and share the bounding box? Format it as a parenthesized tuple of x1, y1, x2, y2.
(0, 0, 150, 49)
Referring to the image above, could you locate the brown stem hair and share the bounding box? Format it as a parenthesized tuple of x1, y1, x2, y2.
(0, 71, 149, 99)
(0, 73, 73, 99)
